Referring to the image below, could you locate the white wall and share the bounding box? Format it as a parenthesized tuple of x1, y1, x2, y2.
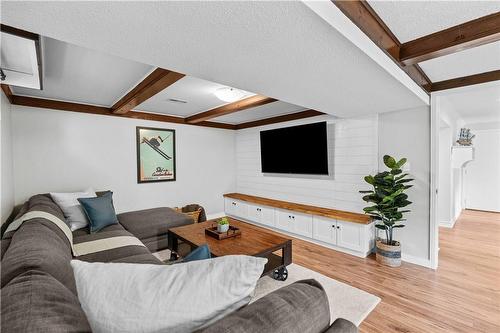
(235, 114, 378, 213)
(465, 129, 500, 212)
(438, 126, 453, 227)
(10, 106, 236, 216)
(379, 106, 431, 263)
(1, 93, 15, 223)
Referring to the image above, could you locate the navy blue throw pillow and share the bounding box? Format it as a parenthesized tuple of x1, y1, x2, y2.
(183, 244, 211, 262)
(78, 192, 118, 233)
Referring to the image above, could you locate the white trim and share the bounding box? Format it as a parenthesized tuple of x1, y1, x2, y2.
(401, 253, 433, 269)
(439, 220, 455, 228)
(429, 94, 440, 270)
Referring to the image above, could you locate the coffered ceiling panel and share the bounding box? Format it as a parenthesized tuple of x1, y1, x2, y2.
(134, 76, 254, 118)
(11, 37, 153, 106)
(419, 41, 500, 82)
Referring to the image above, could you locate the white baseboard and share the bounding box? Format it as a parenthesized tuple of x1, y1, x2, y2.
(401, 253, 434, 269)
(439, 219, 455, 228)
(206, 212, 225, 220)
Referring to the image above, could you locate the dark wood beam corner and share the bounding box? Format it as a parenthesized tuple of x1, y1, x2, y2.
(236, 109, 325, 130)
(111, 68, 185, 115)
(1, 84, 14, 103)
(399, 12, 500, 66)
(430, 69, 500, 92)
(186, 95, 277, 124)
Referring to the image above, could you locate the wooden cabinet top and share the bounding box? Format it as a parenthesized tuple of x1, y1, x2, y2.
(224, 193, 372, 225)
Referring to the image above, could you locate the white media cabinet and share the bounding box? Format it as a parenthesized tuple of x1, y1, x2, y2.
(224, 193, 375, 258)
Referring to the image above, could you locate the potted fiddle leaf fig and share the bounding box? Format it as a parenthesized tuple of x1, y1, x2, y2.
(360, 155, 413, 267)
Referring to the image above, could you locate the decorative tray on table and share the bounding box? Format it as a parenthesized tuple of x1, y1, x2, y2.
(205, 225, 241, 240)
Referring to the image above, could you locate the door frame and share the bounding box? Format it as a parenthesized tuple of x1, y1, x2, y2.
(429, 94, 439, 270)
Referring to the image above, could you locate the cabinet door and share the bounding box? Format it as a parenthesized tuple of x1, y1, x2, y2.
(247, 204, 262, 223)
(290, 212, 313, 238)
(225, 199, 247, 219)
(260, 207, 275, 227)
(234, 200, 248, 219)
(313, 216, 337, 245)
(336, 220, 363, 252)
(276, 210, 293, 232)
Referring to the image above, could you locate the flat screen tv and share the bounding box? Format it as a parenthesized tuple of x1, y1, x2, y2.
(260, 121, 329, 175)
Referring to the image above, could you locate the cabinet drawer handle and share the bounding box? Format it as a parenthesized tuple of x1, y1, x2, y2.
(337, 226, 340, 229)
(292, 216, 295, 219)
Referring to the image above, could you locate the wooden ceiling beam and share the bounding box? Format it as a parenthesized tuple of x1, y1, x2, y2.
(1, 84, 14, 103)
(400, 12, 500, 65)
(429, 69, 500, 92)
(11, 95, 236, 130)
(111, 68, 185, 114)
(236, 110, 325, 130)
(185, 95, 277, 124)
(331, 1, 431, 92)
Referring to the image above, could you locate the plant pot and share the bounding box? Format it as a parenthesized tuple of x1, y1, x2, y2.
(376, 239, 401, 267)
(217, 224, 229, 233)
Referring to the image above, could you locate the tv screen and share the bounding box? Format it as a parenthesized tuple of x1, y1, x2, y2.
(260, 122, 329, 175)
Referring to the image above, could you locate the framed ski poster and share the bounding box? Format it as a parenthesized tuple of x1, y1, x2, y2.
(136, 126, 176, 183)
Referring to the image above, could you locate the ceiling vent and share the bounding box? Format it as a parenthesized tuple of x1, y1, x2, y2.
(166, 98, 187, 104)
(1, 25, 43, 89)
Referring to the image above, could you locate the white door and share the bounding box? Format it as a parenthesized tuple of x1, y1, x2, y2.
(312, 216, 337, 245)
(336, 220, 363, 252)
(290, 212, 313, 238)
(225, 199, 248, 219)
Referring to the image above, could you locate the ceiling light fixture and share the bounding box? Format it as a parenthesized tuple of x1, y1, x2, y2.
(214, 87, 247, 103)
(166, 98, 187, 104)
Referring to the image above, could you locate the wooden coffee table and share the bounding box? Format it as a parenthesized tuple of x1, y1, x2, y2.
(168, 217, 292, 280)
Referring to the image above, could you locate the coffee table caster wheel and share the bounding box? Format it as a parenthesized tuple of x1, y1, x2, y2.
(273, 267, 288, 281)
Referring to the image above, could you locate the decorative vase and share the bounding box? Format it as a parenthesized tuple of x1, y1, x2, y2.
(376, 239, 401, 267)
(217, 224, 229, 233)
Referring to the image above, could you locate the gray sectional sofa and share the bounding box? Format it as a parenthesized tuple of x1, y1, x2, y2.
(1, 194, 357, 333)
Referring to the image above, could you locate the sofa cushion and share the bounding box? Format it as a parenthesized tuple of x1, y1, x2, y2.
(198, 279, 331, 333)
(73, 223, 162, 264)
(1, 270, 91, 333)
(117, 207, 193, 240)
(78, 192, 119, 233)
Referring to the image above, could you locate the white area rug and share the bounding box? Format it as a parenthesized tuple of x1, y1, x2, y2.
(252, 264, 380, 327)
(154, 251, 380, 327)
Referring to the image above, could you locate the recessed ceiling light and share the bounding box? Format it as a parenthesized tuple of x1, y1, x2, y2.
(166, 98, 187, 104)
(214, 87, 247, 103)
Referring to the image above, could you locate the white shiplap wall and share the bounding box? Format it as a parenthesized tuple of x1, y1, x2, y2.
(235, 114, 378, 213)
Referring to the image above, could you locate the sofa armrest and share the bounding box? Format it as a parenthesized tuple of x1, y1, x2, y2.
(323, 318, 358, 333)
(198, 279, 331, 333)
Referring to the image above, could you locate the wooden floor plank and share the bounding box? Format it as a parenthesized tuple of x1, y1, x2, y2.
(254, 209, 500, 333)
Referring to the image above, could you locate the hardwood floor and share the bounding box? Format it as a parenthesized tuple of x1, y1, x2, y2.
(287, 209, 500, 333)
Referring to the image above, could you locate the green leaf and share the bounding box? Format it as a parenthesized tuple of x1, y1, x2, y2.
(375, 224, 388, 230)
(396, 158, 407, 168)
(383, 155, 396, 169)
(391, 168, 402, 175)
(359, 190, 374, 194)
(393, 225, 405, 228)
(364, 175, 375, 185)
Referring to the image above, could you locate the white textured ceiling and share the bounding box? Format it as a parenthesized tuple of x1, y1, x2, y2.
(12, 37, 153, 106)
(213, 101, 307, 124)
(419, 41, 500, 82)
(368, 1, 500, 43)
(136, 76, 253, 117)
(437, 81, 500, 124)
(1, 1, 427, 118)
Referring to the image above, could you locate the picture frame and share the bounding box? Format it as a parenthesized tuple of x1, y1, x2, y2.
(136, 126, 176, 183)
